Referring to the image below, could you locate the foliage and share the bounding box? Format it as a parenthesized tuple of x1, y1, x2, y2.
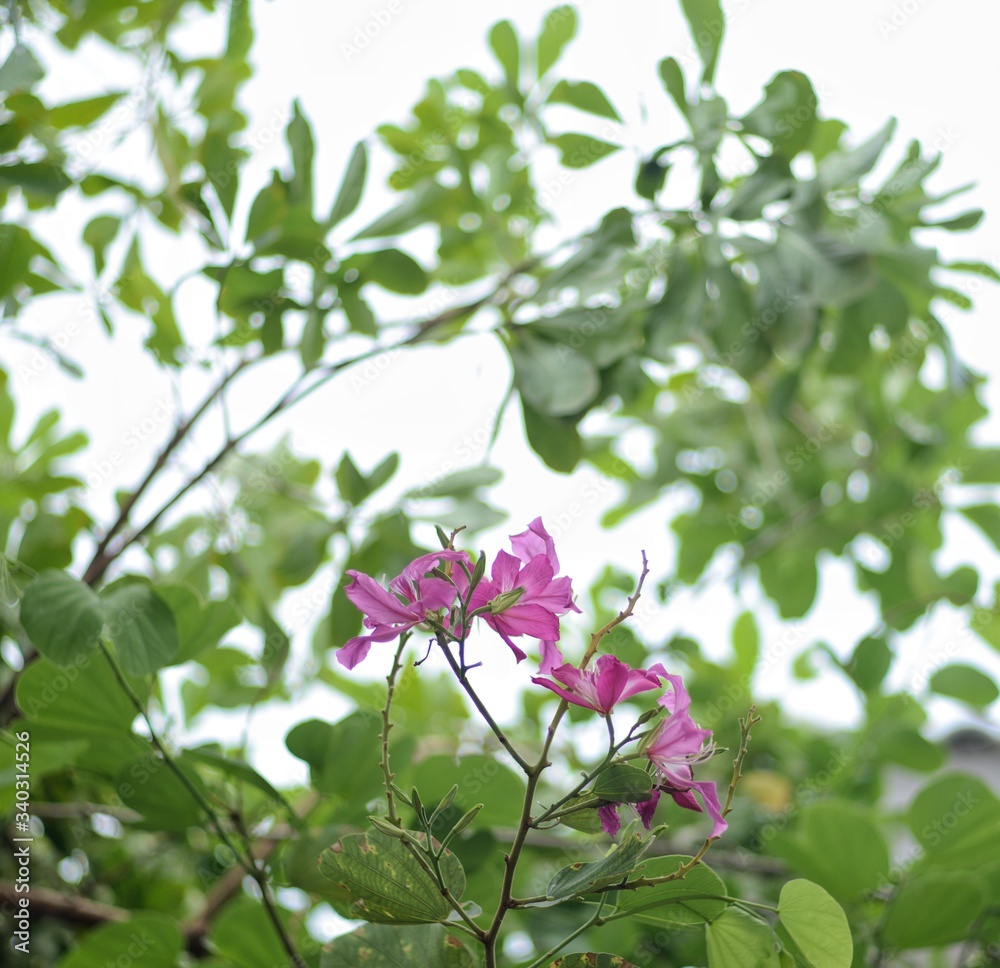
(1, 0, 999, 966)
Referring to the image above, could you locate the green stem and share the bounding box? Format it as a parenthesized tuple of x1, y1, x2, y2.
(98, 641, 306, 968)
(380, 638, 408, 825)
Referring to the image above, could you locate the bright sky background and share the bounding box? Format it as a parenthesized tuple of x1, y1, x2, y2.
(5, 0, 1000, 800)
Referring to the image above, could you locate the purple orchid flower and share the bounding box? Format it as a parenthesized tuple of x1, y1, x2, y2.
(531, 654, 669, 716)
(336, 550, 468, 670)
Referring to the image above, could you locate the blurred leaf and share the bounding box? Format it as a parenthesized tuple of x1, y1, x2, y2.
(929, 664, 999, 708)
(882, 872, 988, 948)
(547, 826, 656, 900)
(657, 57, 688, 117)
(488, 20, 520, 92)
(328, 141, 367, 228)
(522, 399, 582, 473)
(56, 917, 182, 968)
(20, 571, 104, 666)
(550, 133, 621, 169)
(678, 0, 725, 84)
(547, 80, 621, 121)
(741, 72, 816, 158)
(100, 579, 180, 676)
(615, 855, 725, 925)
(0, 44, 44, 92)
(536, 7, 577, 79)
(510, 331, 600, 417)
(592, 764, 653, 803)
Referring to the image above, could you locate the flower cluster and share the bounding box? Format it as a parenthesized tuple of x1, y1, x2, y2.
(337, 517, 725, 840)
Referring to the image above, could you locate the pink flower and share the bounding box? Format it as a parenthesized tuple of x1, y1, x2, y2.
(464, 518, 580, 663)
(336, 550, 468, 670)
(643, 674, 727, 838)
(531, 654, 669, 716)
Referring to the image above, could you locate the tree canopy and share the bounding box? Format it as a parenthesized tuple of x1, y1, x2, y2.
(1, 1, 999, 966)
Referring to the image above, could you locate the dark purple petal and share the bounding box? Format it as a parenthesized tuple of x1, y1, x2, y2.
(598, 803, 622, 836)
(636, 789, 661, 829)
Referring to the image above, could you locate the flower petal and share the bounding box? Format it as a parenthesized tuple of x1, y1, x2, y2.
(538, 640, 564, 674)
(336, 634, 376, 670)
(345, 571, 420, 626)
(530, 674, 600, 712)
(510, 517, 559, 570)
(490, 549, 523, 592)
(598, 803, 622, 836)
(636, 789, 661, 829)
(494, 603, 560, 641)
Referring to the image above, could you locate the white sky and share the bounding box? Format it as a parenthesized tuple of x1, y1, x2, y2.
(5, 0, 1000, 795)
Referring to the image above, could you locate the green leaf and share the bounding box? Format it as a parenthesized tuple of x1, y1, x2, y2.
(778, 880, 852, 968)
(928, 209, 983, 231)
(488, 20, 520, 92)
(819, 119, 896, 191)
(16, 654, 144, 734)
(961, 503, 1000, 550)
(322, 923, 477, 968)
(550, 133, 621, 169)
(907, 772, 1000, 866)
(286, 100, 315, 209)
(56, 916, 182, 968)
(547, 826, 656, 900)
(522, 399, 581, 473)
(706, 908, 779, 968)
(209, 896, 293, 968)
(319, 828, 465, 923)
(882, 871, 988, 947)
(740, 71, 817, 158)
(100, 580, 180, 676)
(49, 92, 124, 128)
(536, 6, 577, 79)
(547, 80, 621, 121)
(0, 44, 44, 93)
(155, 584, 241, 665)
(678, 0, 725, 84)
(365, 248, 428, 294)
(409, 753, 524, 828)
(772, 801, 890, 903)
(846, 636, 892, 693)
(592, 764, 653, 803)
(731, 611, 759, 678)
(929, 664, 999, 708)
(20, 571, 105, 666)
(547, 956, 635, 968)
(82, 215, 120, 276)
(615, 856, 726, 925)
(114, 751, 207, 831)
(657, 57, 688, 117)
(335, 453, 369, 505)
(510, 332, 600, 417)
(0, 161, 71, 198)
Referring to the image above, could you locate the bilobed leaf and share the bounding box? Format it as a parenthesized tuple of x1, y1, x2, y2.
(322, 923, 477, 968)
(678, 0, 725, 84)
(907, 772, 1000, 866)
(319, 828, 465, 923)
(547, 826, 655, 900)
(740, 71, 817, 158)
(328, 141, 367, 228)
(336, 453, 369, 505)
(705, 907, 780, 968)
(536, 6, 577, 79)
(550, 133, 621, 169)
(489, 20, 520, 92)
(20, 571, 105, 666)
(592, 764, 653, 803)
(547, 80, 621, 121)
(100, 580, 180, 676)
(882, 872, 988, 947)
(819, 118, 896, 190)
(778, 880, 852, 968)
(615, 856, 726, 926)
(929, 664, 999, 708)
